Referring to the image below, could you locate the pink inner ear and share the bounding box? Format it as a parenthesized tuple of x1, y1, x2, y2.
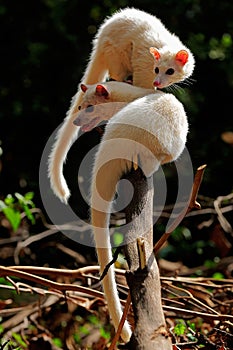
(149, 47, 161, 60)
(95, 84, 109, 97)
(175, 50, 189, 65)
(80, 84, 88, 92)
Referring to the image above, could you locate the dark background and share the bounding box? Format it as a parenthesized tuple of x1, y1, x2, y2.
(1, 0, 233, 208)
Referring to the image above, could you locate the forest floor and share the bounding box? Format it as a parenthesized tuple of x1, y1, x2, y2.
(0, 192, 232, 350)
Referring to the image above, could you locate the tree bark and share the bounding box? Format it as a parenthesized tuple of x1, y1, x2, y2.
(122, 167, 172, 350)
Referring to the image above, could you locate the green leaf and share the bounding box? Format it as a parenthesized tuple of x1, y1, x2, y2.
(221, 33, 232, 48)
(204, 259, 216, 269)
(15, 192, 35, 208)
(0, 277, 12, 286)
(0, 324, 4, 334)
(100, 327, 110, 340)
(52, 338, 63, 347)
(73, 333, 81, 344)
(79, 325, 89, 335)
(87, 314, 99, 325)
(14, 192, 35, 225)
(22, 204, 35, 224)
(4, 194, 15, 206)
(2, 207, 21, 231)
(212, 272, 225, 280)
(174, 322, 186, 336)
(12, 332, 28, 347)
(187, 320, 196, 332)
(113, 232, 123, 245)
(24, 192, 34, 201)
(171, 226, 191, 242)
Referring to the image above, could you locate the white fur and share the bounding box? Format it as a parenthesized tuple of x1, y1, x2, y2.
(74, 81, 154, 131)
(48, 82, 154, 202)
(90, 91, 188, 342)
(48, 8, 194, 203)
(79, 81, 154, 108)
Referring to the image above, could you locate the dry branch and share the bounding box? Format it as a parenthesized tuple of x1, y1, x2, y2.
(153, 164, 207, 253)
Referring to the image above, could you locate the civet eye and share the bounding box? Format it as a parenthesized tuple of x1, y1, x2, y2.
(86, 105, 94, 113)
(166, 68, 175, 75)
(154, 67, 159, 74)
(78, 105, 81, 110)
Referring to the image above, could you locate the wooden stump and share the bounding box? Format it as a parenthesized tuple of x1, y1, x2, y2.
(122, 167, 172, 350)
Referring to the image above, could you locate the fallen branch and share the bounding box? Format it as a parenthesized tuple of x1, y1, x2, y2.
(0, 265, 104, 299)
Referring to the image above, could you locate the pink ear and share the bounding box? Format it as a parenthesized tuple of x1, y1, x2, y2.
(80, 84, 88, 92)
(95, 84, 109, 98)
(150, 47, 161, 60)
(175, 50, 189, 65)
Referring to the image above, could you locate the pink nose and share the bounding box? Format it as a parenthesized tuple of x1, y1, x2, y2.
(153, 81, 160, 87)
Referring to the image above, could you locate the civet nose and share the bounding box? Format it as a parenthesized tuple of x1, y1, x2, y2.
(153, 80, 161, 87)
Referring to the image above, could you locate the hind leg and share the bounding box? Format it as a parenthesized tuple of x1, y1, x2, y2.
(109, 67, 128, 81)
(106, 54, 129, 81)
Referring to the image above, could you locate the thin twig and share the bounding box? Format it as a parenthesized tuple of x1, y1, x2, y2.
(109, 292, 132, 350)
(163, 305, 233, 321)
(9, 265, 102, 279)
(100, 247, 121, 281)
(14, 221, 90, 264)
(0, 265, 103, 299)
(153, 164, 207, 253)
(214, 192, 233, 234)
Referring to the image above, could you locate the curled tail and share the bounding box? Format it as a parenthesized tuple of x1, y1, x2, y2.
(48, 46, 108, 203)
(91, 156, 132, 342)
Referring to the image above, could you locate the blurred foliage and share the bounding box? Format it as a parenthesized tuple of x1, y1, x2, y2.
(0, 0, 233, 206)
(0, 192, 35, 231)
